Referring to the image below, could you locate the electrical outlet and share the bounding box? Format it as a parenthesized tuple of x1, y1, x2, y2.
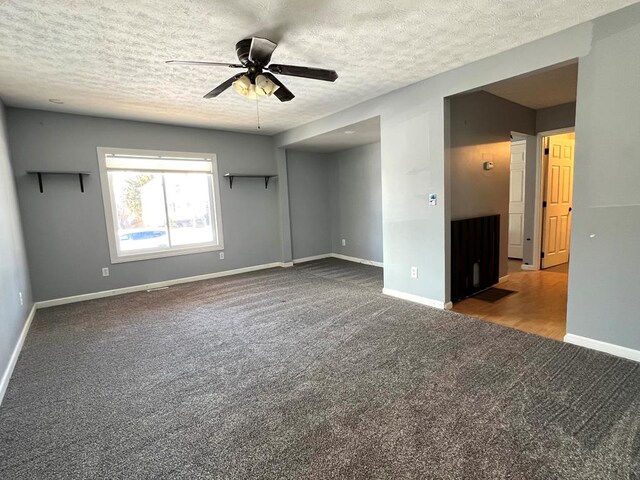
(19, 292, 23, 306)
(219, 252, 225, 260)
(410, 266, 418, 279)
(341, 239, 346, 246)
(102, 267, 109, 277)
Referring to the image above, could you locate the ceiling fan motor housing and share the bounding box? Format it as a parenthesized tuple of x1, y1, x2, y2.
(235, 39, 253, 66)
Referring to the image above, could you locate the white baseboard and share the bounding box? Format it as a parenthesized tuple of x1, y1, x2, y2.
(521, 264, 537, 271)
(293, 253, 383, 268)
(293, 254, 333, 264)
(564, 334, 640, 363)
(0, 305, 37, 406)
(36, 262, 288, 309)
(382, 288, 448, 310)
(331, 253, 383, 268)
(37, 254, 383, 310)
(498, 275, 509, 283)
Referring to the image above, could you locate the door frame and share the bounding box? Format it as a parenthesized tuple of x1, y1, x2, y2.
(529, 127, 575, 270)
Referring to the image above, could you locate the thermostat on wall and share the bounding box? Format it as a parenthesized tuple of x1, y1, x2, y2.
(483, 161, 494, 171)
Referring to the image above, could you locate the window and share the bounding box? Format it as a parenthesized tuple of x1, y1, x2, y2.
(97, 147, 223, 263)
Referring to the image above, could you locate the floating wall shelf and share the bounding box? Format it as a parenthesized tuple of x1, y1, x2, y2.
(26, 171, 91, 193)
(223, 173, 277, 189)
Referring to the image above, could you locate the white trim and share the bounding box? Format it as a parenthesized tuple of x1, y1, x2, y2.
(36, 262, 287, 309)
(0, 305, 37, 406)
(382, 288, 448, 310)
(498, 275, 509, 283)
(293, 253, 383, 268)
(331, 253, 383, 268)
(108, 243, 224, 264)
(293, 254, 333, 264)
(564, 334, 640, 363)
(521, 264, 537, 271)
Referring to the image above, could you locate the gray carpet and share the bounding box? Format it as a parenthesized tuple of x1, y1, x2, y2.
(1, 258, 639, 479)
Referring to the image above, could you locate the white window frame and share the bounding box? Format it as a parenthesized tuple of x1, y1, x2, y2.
(97, 147, 224, 264)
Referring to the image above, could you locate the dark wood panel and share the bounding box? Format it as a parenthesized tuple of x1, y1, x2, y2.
(451, 215, 500, 302)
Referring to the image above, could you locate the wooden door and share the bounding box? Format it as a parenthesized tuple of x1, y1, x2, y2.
(508, 141, 526, 259)
(542, 135, 574, 268)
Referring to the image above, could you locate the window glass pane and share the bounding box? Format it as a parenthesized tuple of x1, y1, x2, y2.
(163, 172, 216, 247)
(108, 171, 169, 252)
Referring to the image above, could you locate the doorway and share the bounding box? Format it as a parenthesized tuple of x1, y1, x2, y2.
(447, 61, 578, 341)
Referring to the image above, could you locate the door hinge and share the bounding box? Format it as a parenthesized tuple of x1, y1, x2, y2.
(543, 200, 547, 208)
(541, 252, 545, 259)
(544, 147, 549, 155)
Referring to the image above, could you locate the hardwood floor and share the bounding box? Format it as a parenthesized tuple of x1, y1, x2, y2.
(452, 260, 568, 341)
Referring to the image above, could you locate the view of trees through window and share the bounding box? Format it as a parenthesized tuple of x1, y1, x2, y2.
(108, 170, 215, 252)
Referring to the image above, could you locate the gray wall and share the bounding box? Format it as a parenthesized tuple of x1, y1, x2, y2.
(0, 100, 33, 394)
(7, 109, 281, 301)
(275, 18, 595, 305)
(566, 11, 640, 350)
(287, 143, 383, 263)
(536, 102, 576, 133)
(450, 91, 536, 278)
(286, 150, 332, 259)
(275, 4, 640, 349)
(329, 143, 383, 262)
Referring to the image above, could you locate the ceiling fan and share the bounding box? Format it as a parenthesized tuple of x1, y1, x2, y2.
(166, 37, 338, 102)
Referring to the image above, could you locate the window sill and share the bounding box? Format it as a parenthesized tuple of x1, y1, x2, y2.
(110, 244, 224, 264)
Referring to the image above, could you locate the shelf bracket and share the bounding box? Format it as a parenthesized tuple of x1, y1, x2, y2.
(265, 176, 270, 189)
(228, 175, 234, 189)
(27, 171, 90, 193)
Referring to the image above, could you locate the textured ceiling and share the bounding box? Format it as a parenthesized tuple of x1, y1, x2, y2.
(0, 1, 635, 135)
(286, 117, 380, 152)
(483, 62, 578, 109)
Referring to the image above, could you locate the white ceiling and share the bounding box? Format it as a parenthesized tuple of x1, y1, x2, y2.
(483, 62, 578, 109)
(286, 117, 380, 153)
(0, 1, 634, 135)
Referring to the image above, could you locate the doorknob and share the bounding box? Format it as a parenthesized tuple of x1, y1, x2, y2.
(569, 207, 572, 212)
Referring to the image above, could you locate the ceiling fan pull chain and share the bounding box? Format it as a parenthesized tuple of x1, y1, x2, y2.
(256, 97, 261, 130)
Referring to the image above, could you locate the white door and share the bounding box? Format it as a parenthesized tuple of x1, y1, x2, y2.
(508, 141, 526, 259)
(542, 134, 574, 268)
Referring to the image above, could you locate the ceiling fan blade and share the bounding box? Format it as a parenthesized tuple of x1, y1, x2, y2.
(248, 37, 277, 65)
(203, 73, 246, 98)
(261, 72, 295, 102)
(166, 60, 244, 68)
(267, 64, 338, 82)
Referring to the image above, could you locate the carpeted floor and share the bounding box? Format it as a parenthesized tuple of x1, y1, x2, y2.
(1, 258, 639, 479)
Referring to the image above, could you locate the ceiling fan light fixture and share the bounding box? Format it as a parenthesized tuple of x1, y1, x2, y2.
(255, 74, 279, 97)
(232, 75, 258, 100)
